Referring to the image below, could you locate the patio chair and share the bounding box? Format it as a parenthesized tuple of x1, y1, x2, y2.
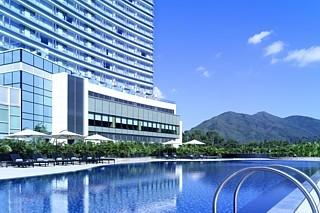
(81, 154, 99, 164)
(51, 153, 70, 165)
(163, 152, 169, 158)
(65, 153, 81, 165)
(172, 152, 178, 159)
(33, 153, 55, 166)
(8, 154, 34, 168)
(96, 153, 116, 164)
(198, 152, 207, 159)
(189, 153, 195, 159)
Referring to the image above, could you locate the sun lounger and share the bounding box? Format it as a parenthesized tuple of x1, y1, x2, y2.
(65, 153, 81, 165)
(33, 153, 55, 166)
(8, 154, 34, 168)
(96, 153, 115, 164)
(172, 152, 178, 158)
(51, 153, 71, 165)
(81, 154, 99, 164)
(163, 152, 169, 158)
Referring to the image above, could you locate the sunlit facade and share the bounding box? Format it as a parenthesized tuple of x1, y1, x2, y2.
(0, 0, 181, 143)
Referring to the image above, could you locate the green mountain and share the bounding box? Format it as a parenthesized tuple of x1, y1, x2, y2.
(191, 111, 320, 143)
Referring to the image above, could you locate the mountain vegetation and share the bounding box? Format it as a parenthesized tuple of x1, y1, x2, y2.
(190, 111, 320, 143)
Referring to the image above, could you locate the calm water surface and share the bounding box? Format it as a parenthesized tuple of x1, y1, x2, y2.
(0, 160, 319, 213)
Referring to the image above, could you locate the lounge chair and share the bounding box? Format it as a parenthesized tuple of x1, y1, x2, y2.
(81, 154, 99, 164)
(96, 153, 116, 164)
(198, 152, 207, 159)
(163, 152, 169, 158)
(8, 154, 34, 168)
(51, 153, 70, 165)
(33, 153, 55, 166)
(189, 153, 195, 159)
(65, 153, 81, 165)
(172, 152, 178, 158)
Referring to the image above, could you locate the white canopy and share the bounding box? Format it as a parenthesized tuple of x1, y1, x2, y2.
(50, 130, 84, 140)
(162, 140, 176, 145)
(84, 134, 114, 143)
(6, 129, 49, 139)
(184, 139, 205, 145)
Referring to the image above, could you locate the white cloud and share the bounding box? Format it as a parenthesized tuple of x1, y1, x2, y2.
(153, 86, 165, 99)
(284, 46, 320, 66)
(271, 57, 279, 64)
(248, 31, 272, 44)
(215, 52, 222, 59)
(196, 66, 211, 78)
(264, 41, 284, 56)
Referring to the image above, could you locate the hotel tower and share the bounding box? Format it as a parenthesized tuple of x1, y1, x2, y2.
(0, 0, 182, 143)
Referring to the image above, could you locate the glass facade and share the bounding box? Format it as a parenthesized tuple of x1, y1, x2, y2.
(0, 0, 155, 97)
(0, 86, 21, 138)
(0, 50, 52, 132)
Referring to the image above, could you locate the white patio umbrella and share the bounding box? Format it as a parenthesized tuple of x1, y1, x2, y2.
(50, 130, 84, 140)
(162, 140, 176, 145)
(6, 129, 49, 139)
(184, 139, 205, 145)
(84, 134, 114, 144)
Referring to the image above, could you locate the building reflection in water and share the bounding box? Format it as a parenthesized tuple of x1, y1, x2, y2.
(0, 162, 183, 212)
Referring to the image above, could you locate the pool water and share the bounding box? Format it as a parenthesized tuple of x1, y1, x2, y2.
(0, 160, 319, 213)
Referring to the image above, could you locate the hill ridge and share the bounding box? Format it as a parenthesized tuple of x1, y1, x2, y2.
(191, 112, 320, 143)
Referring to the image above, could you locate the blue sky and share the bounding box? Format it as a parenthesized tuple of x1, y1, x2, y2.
(152, 0, 320, 131)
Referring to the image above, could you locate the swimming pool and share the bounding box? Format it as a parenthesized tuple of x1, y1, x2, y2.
(0, 160, 319, 212)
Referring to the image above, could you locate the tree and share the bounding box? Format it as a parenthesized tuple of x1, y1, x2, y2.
(34, 123, 48, 133)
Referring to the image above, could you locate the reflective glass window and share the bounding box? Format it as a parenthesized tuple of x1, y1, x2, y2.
(22, 113, 33, 120)
(88, 113, 94, 119)
(22, 91, 33, 102)
(22, 101, 33, 113)
(22, 83, 33, 92)
(0, 123, 8, 133)
(34, 115, 43, 122)
(10, 116, 20, 129)
(44, 116, 52, 122)
(22, 51, 33, 65)
(12, 71, 20, 83)
(44, 96, 52, 106)
(34, 56, 44, 69)
(0, 109, 9, 121)
(95, 114, 101, 120)
(53, 64, 59, 74)
(44, 60, 52, 73)
(0, 53, 3, 64)
(34, 104, 43, 115)
(22, 119, 33, 130)
(34, 76, 44, 88)
(12, 50, 20, 62)
(4, 73, 12, 85)
(4, 52, 12, 64)
(22, 72, 33, 85)
(44, 106, 52, 115)
(0, 74, 3, 85)
(44, 79, 52, 91)
(10, 89, 20, 105)
(34, 87, 43, 95)
(34, 94, 43, 104)
(44, 90, 52, 97)
(10, 106, 20, 116)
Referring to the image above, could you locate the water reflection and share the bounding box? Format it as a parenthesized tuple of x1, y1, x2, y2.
(0, 161, 320, 213)
(0, 162, 182, 212)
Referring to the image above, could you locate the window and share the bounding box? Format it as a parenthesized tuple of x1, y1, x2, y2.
(22, 72, 33, 85)
(22, 51, 33, 65)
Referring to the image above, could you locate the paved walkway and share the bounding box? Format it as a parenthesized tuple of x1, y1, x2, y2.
(0, 157, 161, 180)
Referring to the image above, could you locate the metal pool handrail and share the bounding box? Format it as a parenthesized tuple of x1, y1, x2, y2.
(212, 166, 319, 213)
